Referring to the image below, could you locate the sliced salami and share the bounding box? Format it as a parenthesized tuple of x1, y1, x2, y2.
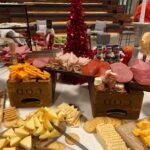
(130, 59, 150, 85)
(110, 62, 133, 83)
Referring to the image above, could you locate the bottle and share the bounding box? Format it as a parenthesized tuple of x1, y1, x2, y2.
(9, 42, 17, 65)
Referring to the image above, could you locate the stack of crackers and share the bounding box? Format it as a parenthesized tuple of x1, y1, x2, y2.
(83, 117, 122, 133)
(96, 124, 129, 150)
(57, 103, 80, 127)
(4, 107, 18, 128)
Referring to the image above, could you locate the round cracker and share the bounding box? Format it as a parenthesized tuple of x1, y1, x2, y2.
(83, 120, 96, 133)
(4, 119, 17, 128)
(65, 133, 80, 145)
(58, 143, 66, 150)
(48, 142, 60, 150)
(92, 117, 106, 125)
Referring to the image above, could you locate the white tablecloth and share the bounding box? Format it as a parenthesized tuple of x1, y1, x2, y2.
(0, 67, 150, 150)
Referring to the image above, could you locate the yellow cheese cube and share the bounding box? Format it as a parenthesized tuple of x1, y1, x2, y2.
(20, 136, 32, 150)
(0, 138, 9, 149)
(3, 128, 16, 138)
(10, 137, 21, 147)
(14, 127, 29, 138)
(25, 117, 35, 131)
(3, 148, 16, 150)
(140, 129, 150, 137)
(132, 129, 141, 136)
(136, 121, 150, 130)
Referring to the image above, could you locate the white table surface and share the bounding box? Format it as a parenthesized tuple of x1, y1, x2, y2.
(0, 67, 150, 150)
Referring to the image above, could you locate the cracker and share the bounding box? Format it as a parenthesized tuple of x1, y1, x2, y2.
(58, 143, 66, 150)
(96, 124, 128, 150)
(83, 120, 96, 133)
(58, 103, 80, 127)
(48, 142, 60, 149)
(4, 119, 17, 128)
(65, 133, 80, 145)
(4, 107, 18, 128)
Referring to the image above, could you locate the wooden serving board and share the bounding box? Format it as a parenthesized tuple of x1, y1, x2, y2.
(116, 117, 150, 150)
(0, 90, 5, 126)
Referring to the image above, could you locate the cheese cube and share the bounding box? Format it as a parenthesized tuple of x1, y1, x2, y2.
(10, 136, 21, 147)
(3, 129, 16, 138)
(20, 136, 32, 150)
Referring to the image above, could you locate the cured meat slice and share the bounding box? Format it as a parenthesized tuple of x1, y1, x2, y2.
(81, 59, 110, 76)
(32, 57, 50, 68)
(130, 59, 150, 85)
(96, 61, 111, 77)
(110, 62, 133, 83)
(81, 59, 100, 76)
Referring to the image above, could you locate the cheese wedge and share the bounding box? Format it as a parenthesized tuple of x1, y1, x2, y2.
(25, 117, 35, 131)
(45, 108, 57, 120)
(14, 127, 29, 138)
(136, 121, 150, 130)
(47, 129, 60, 138)
(0, 138, 9, 149)
(39, 130, 51, 140)
(33, 124, 45, 136)
(20, 136, 32, 150)
(52, 119, 60, 126)
(34, 117, 41, 128)
(3, 128, 16, 138)
(10, 136, 21, 147)
(16, 118, 25, 127)
(3, 147, 16, 150)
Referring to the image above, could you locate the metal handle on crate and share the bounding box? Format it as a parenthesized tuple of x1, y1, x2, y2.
(21, 98, 40, 104)
(106, 109, 127, 117)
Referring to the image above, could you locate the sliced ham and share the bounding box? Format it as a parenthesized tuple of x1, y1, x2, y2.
(110, 62, 133, 83)
(32, 57, 50, 68)
(130, 59, 150, 85)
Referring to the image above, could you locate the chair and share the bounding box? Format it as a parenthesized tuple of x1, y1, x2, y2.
(119, 25, 135, 46)
(87, 20, 110, 47)
(36, 20, 47, 34)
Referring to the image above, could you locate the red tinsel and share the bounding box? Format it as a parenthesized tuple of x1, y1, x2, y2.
(64, 0, 93, 59)
(62, 0, 94, 84)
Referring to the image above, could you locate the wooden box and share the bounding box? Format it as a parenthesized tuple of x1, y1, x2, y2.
(90, 85, 144, 119)
(7, 79, 52, 108)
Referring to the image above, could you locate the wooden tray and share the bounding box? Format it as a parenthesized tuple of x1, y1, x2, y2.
(116, 117, 150, 150)
(127, 81, 150, 92)
(0, 90, 6, 126)
(7, 79, 52, 107)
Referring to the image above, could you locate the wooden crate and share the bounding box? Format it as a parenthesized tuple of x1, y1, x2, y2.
(7, 79, 52, 108)
(90, 85, 144, 119)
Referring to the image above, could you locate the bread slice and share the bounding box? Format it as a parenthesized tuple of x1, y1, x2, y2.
(3, 128, 16, 138)
(25, 117, 35, 131)
(10, 136, 21, 147)
(14, 127, 29, 138)
(0, 138, 9, 149)
(20, 136, 32, 150)
(3, 147, 16, 150)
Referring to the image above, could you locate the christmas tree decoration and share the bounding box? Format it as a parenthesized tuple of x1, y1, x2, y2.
(64, 0, 93, 58)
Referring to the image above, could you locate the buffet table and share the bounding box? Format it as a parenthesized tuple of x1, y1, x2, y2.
(0, 66, 150, 150)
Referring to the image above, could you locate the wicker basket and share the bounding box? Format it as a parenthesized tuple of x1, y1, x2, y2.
(7, 79, 52, 108)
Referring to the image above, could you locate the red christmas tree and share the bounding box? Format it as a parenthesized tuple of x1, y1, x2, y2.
(64, 0, 93, 58)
